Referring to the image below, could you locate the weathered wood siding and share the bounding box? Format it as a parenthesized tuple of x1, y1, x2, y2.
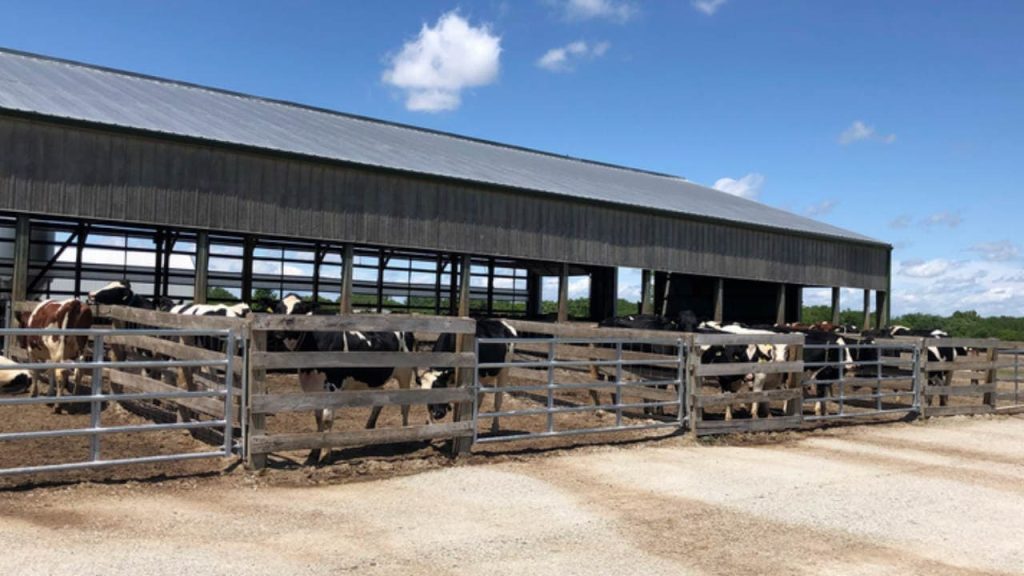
(0, 115, 889, 289)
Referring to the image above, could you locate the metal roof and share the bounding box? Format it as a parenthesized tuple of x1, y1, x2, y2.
(0, 48, 884, 246)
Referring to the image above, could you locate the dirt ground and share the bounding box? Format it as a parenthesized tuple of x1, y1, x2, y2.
(1, 414, 1022, 575)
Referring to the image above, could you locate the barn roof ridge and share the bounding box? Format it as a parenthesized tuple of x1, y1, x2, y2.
(0, 46, 886, 247)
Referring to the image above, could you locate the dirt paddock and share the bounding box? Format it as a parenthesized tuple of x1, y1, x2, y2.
(0, 415, 1022, 575)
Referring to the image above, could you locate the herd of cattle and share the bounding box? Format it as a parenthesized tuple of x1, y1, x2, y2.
(0, 281, 972, 462)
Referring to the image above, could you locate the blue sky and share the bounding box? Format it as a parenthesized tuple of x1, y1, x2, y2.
(3, 1, 1023, 316)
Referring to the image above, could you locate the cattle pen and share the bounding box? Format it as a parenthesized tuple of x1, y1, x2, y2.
(1, 48, 1021, 480)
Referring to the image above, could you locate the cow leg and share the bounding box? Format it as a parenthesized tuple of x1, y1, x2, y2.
(394, 367, 413, 427)
(304, 409, 326, 467)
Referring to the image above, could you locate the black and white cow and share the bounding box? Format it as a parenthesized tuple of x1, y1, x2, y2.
(699, 321, 791, 419)
(0, 355, 32, 395)
(768, 326, 857, 416)
(269, 294, 416, 465)
(864, 326, 962, 406)
(419, 318, 517, 433)
(88, 280, 176, 311)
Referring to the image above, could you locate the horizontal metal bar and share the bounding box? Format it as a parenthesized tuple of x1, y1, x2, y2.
(801, 392, 910, 403)
(803, 408, 916, 422)
(0, 450, 229, 478)
(477, 379, 680, 395)
(0, 420, 227, 442)
(480, 337, 683, 346)
(0, 389, 227, 406)
(0, 358, 229, 371)
(473, 421, 681, 444)
(0, 328, 231, 337)
(479, 400, 681, 420)
(482, 358, 682, 370)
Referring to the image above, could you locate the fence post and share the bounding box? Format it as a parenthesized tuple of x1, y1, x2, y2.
(686, 334, 700, 436)
(984, 345, 998, 410)
(916, 342, 928, 418)
(786, 337, 805, 419)
(246, 329, 267, 469)
(450, 328, 476, 456)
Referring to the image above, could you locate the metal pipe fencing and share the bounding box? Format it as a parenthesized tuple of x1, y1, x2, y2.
(0, 327, 236, 477)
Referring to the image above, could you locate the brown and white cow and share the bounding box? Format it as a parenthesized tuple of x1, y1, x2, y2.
(17, 299, 93, 412)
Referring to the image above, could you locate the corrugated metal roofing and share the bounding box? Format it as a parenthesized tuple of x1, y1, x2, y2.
(0, 48, 884, 246)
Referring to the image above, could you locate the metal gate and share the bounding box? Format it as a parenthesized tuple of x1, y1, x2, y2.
(0, 327, 236, 477)
(997, 348, 1024, 411)
(472, 336, 686, 444)
(801, 340, 921, 422)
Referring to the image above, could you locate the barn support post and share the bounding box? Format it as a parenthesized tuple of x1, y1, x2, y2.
(161, 232, 176, 298)
(73, 223, 87, 298)
(311, 242, 323, 305)
(862, 289, 872, 331)
(339, 244, 353, 314)
(660, 273, 672, 316)
(831, 287, 841, 325)
(875, 290, 889, 328)
(775, 283, 786, 325)
(376, 248, 386, 313)
(486, 258, 495, 316)
(10, 215, 29, 301)
(526, 270, 543, 318)
(433, 254, 443, 315)
(457, 254, 472, 317)
(193, 231, 209, 304)
(793, 286, 804, 323)
(640, 270, 654, 315)
(448, 255, 458, 316)
(241, 235, 254, 304)
(557, 262, 569, 322)
(713, 278, 724, 323)
(153, 230, 164, 299)
(588, 266, 618, 321)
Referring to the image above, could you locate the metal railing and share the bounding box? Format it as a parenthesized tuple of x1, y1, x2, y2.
(472, 336, 686, 444)
(0, 327, 235, 477)
(801, 341, 920, 422)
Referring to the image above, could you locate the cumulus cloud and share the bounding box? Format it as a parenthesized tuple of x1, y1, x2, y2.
(805, 199, 838, 217)
(537, 40, 610, 72)
(562, 0, 636, 21)
(900, 259, 951, 279)
(692, 0, 727, 15)
(713, 173, 765, 201)
(891, 259, 1024, 317)
(838, 120, 896, 145)
(969, 240, 1020, 262)
(382, 11, 501, 112)
(922, 211, 963, 229)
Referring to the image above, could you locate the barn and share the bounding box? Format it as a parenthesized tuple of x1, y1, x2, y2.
(0, 47, 890, 326)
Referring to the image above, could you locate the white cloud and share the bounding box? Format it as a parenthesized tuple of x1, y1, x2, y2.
(888, 214, 912, 229)
(563, 0, 636, 21)
(805, 199, 838, 217)
(692, 0, 727, 15)
(713, 173, 765, 201)
(969, 240, 1019, 262)
(922, 211, 963, 229)
(892, 258, 1024, 316)
(900, 259, 951, 279)
(838, 120, 896, 145)
(537, 40, 610, 72)
(382, 11, 502, 112)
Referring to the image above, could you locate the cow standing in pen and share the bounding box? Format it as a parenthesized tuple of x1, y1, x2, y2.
(419, 318, 517, 433)
(269, 294, 416, 466)
(17, 299, 93, 412)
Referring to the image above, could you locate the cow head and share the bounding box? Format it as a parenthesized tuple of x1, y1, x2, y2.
(88, 280, 134, 306)
(418, 368, 455, 420)
(268, 294, 313, 351)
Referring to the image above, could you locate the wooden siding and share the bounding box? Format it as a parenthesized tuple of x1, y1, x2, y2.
(0, 115, 889, 289)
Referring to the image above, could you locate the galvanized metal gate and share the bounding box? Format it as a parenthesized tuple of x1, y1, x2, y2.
(0, 327, 236, 477)
(472, 336, 687, 444)
(801, 340, 921, 422)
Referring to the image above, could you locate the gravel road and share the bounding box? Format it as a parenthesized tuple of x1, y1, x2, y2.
(2, 415, 1022, 575)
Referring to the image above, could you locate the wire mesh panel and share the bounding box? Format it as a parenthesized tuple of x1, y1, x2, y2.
(801, 341, 920, 422)
(472, 336, 686, 444)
